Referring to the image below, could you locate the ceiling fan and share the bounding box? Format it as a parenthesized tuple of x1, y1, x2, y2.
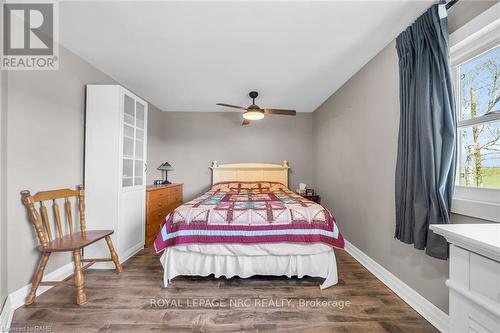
(216, 91, 297, 125)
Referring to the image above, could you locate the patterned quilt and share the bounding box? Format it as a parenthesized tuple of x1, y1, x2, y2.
(154, 181, 344, 253)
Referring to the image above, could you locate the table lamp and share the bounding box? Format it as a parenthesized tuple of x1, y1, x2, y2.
(157, 162, 174, 184)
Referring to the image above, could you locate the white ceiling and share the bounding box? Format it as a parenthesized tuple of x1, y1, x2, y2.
(60, 1, 432, 112)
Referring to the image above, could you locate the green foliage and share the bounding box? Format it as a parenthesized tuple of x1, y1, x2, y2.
(459, 167, 500, 188)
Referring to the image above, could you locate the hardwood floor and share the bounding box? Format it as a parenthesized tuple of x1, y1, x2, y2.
(11, 249, 438, 332)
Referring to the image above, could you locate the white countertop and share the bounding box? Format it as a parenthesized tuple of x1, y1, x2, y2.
(430, 224, 500, 262)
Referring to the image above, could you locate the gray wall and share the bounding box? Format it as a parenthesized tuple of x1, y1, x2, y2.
(312, 40, 450, 312)
(1, 69, 7, 309)
(146, 112, 313, 201)
(2, 45, 161, 296)
(4, 45, 117, 294)
(0, 1, 6, 310)
(146, 105, 165, 184)
(311, 4, 497, 313)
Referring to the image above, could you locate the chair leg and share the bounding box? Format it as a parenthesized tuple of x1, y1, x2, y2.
(73, 249, 87, 305)
(25, 252, 50, 305)
(105, 235, 123, 273)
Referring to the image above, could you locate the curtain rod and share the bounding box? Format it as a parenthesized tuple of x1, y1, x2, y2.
(445, 0, 459, 10)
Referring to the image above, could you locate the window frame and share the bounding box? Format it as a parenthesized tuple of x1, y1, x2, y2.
(449, 3, 500, 222)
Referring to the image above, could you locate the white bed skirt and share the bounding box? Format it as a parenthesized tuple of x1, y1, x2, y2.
(160, 247, 339, 289)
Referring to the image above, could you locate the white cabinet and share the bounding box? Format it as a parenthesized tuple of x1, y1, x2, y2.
(84, 85, 148, 268)
(430, 224, 500, 333)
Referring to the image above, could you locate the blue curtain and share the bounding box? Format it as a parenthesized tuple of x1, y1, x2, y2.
(395, 4, 456, 259)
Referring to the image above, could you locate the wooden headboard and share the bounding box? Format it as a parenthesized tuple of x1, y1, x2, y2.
(210, 161, 290, 187)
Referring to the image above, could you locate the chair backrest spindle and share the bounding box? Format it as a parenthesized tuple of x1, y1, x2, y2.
(77, 185, 86, 233)
(39, 202, 53, 241)
(65, 198, 74, 233)
(52, 199, 64, 238)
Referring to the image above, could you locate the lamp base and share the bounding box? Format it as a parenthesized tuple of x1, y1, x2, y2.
(153, 179, 172, 185)
(159, 170, 171, 185)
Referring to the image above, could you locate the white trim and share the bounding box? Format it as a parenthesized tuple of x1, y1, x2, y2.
(91, 242, 143, 269)
(0, 261, 74, 333)
(8, 261, 74, 310)
(0, 243, 142, 332)
(457, 112, 500, 128)
(452, 187, 500, 223)
(0, 297, 13, 333)
(344, 240, 449, 333)
(452, 198, 500, 223)
(450, 2, 500, 65)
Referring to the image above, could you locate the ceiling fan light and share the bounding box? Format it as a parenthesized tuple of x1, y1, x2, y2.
(243, 110, 264, 120)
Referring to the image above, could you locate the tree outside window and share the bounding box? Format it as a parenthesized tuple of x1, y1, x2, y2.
(457, 45, 500, 189)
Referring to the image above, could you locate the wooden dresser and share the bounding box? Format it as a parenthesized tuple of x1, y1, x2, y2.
(145, 184, 183, 247)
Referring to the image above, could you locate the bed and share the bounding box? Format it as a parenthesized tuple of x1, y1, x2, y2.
(154, 161, 344, 289)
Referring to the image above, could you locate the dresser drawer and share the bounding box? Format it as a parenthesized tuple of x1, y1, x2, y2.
(448, 245, 500, 333)
(147, 219, 162, 236)
(171, 185, 182, 194)
(148, 187, 169, 200)
(450, 245, 500, 302)
(171, 192, 182, 205)
(148, 197, 170, 213)
(147, 207, 168, 224)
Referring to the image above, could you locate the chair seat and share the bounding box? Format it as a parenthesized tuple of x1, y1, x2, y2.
(39, 230, 114, 252)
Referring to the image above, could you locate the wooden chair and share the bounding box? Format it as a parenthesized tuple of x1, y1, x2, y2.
(21, 185, 122, 305)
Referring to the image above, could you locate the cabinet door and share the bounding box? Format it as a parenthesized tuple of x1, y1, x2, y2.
(121, 92, 147, 189)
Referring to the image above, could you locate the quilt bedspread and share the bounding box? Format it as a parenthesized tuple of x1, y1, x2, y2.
(154, 181, 344, 253)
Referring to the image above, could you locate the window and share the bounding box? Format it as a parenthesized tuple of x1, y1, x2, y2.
(450, 4, 500, 222)
(456, 46, 500, 189)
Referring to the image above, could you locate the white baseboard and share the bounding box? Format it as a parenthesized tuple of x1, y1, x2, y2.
(0, 297, 13, 333)
(3, 242, 446, 331)
(9, 261, 75, 310)
(92, 242, 144, 269)
(121, 242, 145, 262)
(0, 243, 142, 332)
(344, 240, 450, 333)
(0, 261, 74, 333)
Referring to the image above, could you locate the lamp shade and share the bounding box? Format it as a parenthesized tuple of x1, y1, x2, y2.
(158, 162, 174, 171)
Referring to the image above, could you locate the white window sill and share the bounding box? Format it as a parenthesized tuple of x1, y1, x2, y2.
(452, 186, 500, 223)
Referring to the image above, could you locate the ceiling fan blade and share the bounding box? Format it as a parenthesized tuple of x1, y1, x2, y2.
(216, 103, 248, 110)
(264, 108, 297, 116)
(242, 119, 251, 126)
